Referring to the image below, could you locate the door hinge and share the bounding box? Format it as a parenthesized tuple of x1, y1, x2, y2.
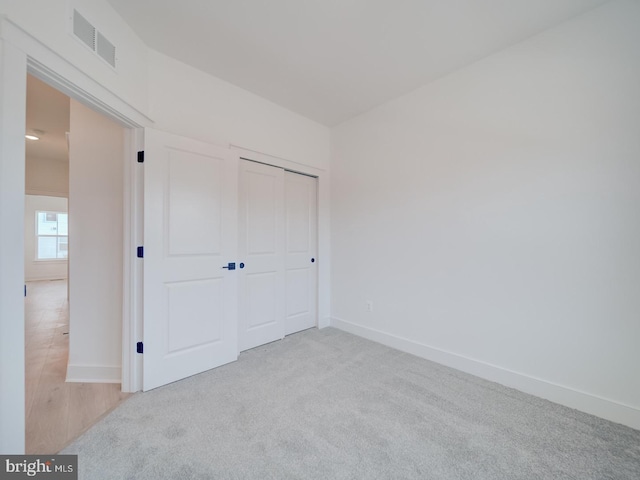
(137, 151, 144, 163)
(136, 342, 143, 354)
(137, 246, 144, 258)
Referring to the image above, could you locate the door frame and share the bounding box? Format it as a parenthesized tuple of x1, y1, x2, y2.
(232, 147, 330, 331)
(26, 63, 146, 395)
(0, 17, 150, 453)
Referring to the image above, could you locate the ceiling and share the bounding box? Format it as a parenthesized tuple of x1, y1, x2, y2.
(26, 75, 70, 163)
(107, 0, 608, 126)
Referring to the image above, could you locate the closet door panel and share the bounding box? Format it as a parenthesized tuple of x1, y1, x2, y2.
(285, 172, 318, 335)
(238, 160, 285, 351)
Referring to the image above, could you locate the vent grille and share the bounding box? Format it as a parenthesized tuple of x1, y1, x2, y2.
(97, 32, 116, 68)
(73, 10, 95, 50)
(72, 9, 116, 69)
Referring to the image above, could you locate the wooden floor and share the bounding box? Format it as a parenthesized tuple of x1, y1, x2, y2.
(25, 279, 130, 454)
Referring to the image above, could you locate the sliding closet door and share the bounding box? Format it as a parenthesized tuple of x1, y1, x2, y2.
(238, 160, 285, 351)
(284, 171, 318, 335)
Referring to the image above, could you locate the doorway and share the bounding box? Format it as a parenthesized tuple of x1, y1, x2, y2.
(24, 74, 130, 453)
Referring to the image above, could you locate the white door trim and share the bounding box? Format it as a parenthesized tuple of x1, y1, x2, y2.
(0, 16, 149, 453)
(122, 127, 145, 392)
(0, 35, 28, 455)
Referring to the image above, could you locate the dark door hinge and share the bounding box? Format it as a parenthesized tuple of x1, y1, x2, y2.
(136, 342, 143, 354)
(137, 151, 144, 163)
(137, 246, 144, 258)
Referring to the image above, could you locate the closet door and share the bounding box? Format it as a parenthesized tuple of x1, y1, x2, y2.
(238, 160, 285, 351)
(284, 171, 318, 335)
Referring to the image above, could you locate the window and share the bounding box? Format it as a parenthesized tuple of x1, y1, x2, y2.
(36, 211, 68, 260)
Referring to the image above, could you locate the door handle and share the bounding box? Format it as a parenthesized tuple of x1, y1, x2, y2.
(222, 262, 236, 270)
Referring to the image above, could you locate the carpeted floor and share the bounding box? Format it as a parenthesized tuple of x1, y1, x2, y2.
(62, 328, 640, 479)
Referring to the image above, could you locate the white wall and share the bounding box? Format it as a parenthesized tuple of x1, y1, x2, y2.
(24, 195, 68, 281)
(24, 143, 70, 281)
(148, 50, 330, 171)
(67, 98, 124, 383)
(0, 36, 27, 454)
(25, 156, 69, 197)
(331, 0, 640, 429)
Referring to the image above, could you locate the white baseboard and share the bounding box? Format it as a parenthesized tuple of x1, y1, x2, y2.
(330, 317, 640, 431)
(25, 275, 68, 282)
(66, 365, 121, 384)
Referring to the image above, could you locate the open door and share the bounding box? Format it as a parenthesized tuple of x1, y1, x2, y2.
(143, 128, 238, 391)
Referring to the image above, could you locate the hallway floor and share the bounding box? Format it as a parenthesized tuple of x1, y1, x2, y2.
(25, 279, 130, 454)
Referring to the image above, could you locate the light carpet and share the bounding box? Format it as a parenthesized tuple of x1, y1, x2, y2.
(62, 327, 640, 479)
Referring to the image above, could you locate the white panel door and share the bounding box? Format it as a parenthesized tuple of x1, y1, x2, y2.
(284, 171, 318, 335)
(143, 128, 238, 391)
(238, 160, 285, 351)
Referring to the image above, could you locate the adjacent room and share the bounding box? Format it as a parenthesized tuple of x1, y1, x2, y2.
(0, 0, 638, 478)
(23, 74, 129, 454)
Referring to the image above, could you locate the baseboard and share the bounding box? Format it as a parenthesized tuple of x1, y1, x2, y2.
(66, 365, 121, 384)
(25, 275, 67, 282)
(330, 317, 640, 430)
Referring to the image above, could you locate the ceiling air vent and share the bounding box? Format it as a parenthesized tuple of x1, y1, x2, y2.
(73, 10, 95, 50)
(72, 9, 117, 69)
(97, 32, 116, 68)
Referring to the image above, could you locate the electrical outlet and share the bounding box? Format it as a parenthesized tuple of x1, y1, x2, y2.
(366, 300, 373, 312)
